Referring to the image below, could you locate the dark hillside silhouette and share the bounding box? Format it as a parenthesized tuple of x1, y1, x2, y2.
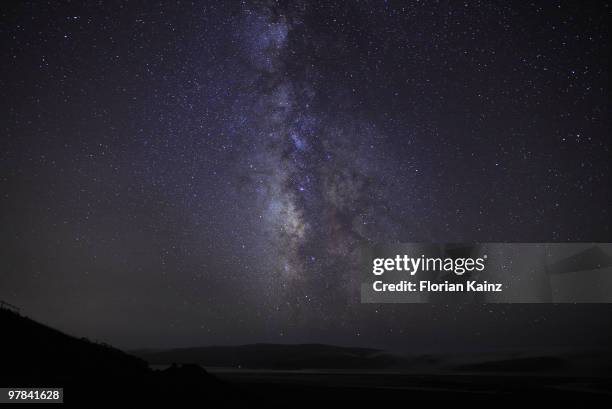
(0, 308, 242, 405)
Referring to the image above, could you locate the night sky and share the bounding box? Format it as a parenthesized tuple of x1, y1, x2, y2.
(1, 1, 610, 351)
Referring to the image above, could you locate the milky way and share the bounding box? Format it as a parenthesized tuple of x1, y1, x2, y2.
(232, 4, 412, 321)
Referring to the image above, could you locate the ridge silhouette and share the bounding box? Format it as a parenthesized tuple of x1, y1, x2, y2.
(0, 308, 240, 405)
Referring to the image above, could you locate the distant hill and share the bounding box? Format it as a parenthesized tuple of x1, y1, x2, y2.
(134, 343, 402, 370)
(133, 342, 612, 375)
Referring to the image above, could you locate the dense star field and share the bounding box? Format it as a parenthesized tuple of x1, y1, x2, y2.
(1, 1, 610, 350)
